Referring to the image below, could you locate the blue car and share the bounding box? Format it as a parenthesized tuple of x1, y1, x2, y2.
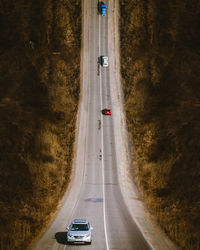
(98, 2, 107, 16)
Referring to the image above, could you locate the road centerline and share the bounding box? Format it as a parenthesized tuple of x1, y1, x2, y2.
(98, 6, 109, 250)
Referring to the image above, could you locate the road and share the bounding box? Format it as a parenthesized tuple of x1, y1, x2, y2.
(31, 1, 178, 250)
(69, 0, 150, 248)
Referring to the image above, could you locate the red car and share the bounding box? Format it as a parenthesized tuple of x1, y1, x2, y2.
(102, 108, 112, 115)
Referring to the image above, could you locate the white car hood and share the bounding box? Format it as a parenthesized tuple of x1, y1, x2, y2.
(68, 230, 90, 236)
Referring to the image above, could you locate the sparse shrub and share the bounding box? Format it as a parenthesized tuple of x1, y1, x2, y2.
(120, 0, 200, 249)
(0, 0, 81, 249)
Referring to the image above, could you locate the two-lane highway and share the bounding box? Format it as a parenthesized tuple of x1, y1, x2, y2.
(32, 1, 151, 249)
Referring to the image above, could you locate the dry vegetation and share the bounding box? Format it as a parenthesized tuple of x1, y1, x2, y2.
(120, 0, 200, 249)
(0, 0, 81, 249)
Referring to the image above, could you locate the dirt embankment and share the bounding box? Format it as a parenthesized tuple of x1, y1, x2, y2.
(120, 1, 200, 249)
(0, 0, 81, 249)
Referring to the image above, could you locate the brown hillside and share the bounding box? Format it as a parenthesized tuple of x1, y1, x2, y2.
(0, 0, 81, 249)
(120, 0, 200, 249)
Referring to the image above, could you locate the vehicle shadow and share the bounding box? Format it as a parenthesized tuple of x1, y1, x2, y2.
(55, 232, 67, 245)
(98, 56, 102, 65)
(102, 109, 106, 115)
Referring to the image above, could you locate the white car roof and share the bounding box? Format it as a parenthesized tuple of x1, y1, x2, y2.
(72, 219, 88, 224)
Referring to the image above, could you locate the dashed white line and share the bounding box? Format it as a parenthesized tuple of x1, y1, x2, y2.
(98, 6, 109, 250)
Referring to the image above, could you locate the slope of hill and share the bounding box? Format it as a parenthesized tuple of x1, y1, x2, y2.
(120, 0, 200, 249)
(0, 0, 81, 249)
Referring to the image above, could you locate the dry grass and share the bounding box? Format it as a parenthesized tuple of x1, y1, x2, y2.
(120, 0, 200, 249)
(0, 0, 81, 249)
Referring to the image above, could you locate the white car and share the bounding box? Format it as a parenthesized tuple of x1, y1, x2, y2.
(66, 219, 93, 244)
(100, 56, 108, 67)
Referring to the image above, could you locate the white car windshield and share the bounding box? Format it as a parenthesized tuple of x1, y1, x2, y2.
(71, 224, 89, 231)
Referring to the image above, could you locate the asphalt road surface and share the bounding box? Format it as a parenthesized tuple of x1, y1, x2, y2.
(31, 1, 159, 249)
(62, 1, 150, 248)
